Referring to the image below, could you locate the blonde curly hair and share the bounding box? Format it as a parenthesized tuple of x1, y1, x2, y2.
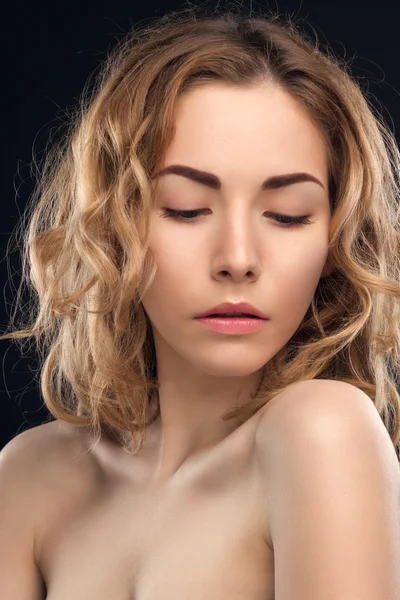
(2, 5, 399, 461)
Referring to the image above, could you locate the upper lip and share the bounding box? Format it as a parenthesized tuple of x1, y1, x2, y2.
(195, 302, 268, 319)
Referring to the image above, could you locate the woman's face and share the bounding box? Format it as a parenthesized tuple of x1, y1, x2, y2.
(141, 82, 332, 380)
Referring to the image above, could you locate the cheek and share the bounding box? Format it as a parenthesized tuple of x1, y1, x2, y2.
(146, 222, 202, 292)
(141, 241, 194, 324)
(272, 239, 329, 321)
(273, 226, 328, 278)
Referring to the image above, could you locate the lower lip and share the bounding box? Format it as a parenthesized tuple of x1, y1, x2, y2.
(195, 316, 267, 334)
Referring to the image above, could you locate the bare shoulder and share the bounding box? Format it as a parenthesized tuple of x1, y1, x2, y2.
(255, 377, 399, 469)
(1, 419, 101, 499)
(255, 378, 400, 547)
(256, 378, 392, 453)
(0, 419, 102, 597)
(258, 377, 367, 422)
(1, 419, 95, 478)
(1, 420, 99, 549)
(254, 379, 400, 597)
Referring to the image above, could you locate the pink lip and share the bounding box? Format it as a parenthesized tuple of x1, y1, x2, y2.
(195, 315, 267, 335)
(195, 301, 267, 319)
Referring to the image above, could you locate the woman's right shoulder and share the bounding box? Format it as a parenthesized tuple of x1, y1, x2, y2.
(2, 419, 91, 466)
(1, 420, 100, 563)
(0, 420, 97, 599)
(0, 419, 99, 483)
(0, 419, 99, 501)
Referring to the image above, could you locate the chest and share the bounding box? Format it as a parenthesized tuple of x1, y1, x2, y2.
(39, 454, 274, 600)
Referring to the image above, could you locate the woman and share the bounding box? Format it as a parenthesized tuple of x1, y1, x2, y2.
(0, 6, 399, 599)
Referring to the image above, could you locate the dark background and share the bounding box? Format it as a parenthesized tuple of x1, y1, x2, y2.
(1, 0, 399, 449)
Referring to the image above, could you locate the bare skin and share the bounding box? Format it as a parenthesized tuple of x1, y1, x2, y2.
(6, 82, 334, 598)
(139, 80, 332, 483)
(33, 398, 277, 600)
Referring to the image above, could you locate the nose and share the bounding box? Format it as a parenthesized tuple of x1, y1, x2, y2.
(211, 215, 262, 284)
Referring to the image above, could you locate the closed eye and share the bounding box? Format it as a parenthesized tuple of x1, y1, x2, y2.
(159, 208, 313, 228)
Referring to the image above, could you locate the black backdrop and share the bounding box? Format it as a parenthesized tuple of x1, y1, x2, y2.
(1, 0, 399, 449)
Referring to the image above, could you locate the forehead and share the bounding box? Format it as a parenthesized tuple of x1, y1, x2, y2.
(161, 82, 328, 192)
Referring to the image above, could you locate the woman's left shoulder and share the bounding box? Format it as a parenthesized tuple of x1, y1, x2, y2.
(256, 378, 394, 466)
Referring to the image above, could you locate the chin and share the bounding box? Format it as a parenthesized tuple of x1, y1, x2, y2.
(196, 361, 266, 378)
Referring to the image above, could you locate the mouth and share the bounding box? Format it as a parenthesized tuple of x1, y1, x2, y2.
(199, 313, 262, 319)
(194, 313, 267, 334)
(195, 302, 268, 320)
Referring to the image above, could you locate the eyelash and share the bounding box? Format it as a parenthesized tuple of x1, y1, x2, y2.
(160, 208, 313, 228)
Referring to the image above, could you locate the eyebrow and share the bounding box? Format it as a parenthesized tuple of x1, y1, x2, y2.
(154, 164, 325, 191)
